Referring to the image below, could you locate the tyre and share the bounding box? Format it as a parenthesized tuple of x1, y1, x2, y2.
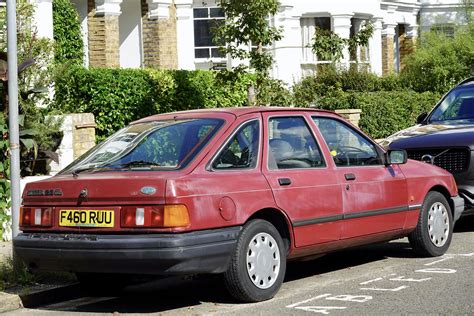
(224, 219, 287, 302)
(409, 191, 453, 257)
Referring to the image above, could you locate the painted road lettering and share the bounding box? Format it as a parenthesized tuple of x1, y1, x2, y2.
(286, 252, 465, 314)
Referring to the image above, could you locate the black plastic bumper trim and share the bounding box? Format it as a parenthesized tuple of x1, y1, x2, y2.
(13, 226, 241, 275)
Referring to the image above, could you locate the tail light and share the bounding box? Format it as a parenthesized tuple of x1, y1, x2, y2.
(20, 207, 53, 227)
(121, 205, 189, 228)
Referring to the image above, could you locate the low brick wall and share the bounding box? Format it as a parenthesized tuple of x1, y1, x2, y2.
(335, 109, 362, 127)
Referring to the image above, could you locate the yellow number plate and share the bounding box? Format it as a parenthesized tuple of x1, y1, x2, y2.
(59, 210, 114, 228)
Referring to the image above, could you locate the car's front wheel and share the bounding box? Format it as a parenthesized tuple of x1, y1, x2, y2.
(224, 219, 286, 302)
(409, 191, 453, 257)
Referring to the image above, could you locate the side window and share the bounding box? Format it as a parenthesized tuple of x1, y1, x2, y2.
(212, 120, 260, 170)
(268, 117, 325, 169)
(313, 117, 382, 167)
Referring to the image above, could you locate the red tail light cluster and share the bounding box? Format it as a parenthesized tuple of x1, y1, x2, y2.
(121, 205, 189, 228)
(20, 207, 53, 227)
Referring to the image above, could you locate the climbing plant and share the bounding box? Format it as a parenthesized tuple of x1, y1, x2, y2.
(53, 0, 84, 65)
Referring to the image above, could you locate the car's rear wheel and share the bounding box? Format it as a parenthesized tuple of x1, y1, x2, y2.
(409, 191, 453, 257)
(224, 219, 286, 302)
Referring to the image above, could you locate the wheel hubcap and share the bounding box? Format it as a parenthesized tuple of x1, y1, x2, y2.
(427, 202, 449, 247)
(246, 232, 280, 289)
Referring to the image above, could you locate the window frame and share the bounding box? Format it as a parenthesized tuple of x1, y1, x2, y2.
(266, 115, 327, 171)
(312, 116, 385, 168)
(193, 6, 225, 60)
(208, 118, 262, 172)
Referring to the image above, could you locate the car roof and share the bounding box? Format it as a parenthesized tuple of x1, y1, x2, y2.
(133, 107, 338, 124)
(457, 77, 474, 87)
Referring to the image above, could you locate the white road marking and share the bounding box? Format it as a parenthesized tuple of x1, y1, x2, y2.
(424, 256, 452, 266)
(360, 285, 408, 292)
(293, 306, 347, 314)
(416, 268, 457, 274)
(359, 277, 383, 285)
(389, 276, 431, 282)
(325, 295, 372, 303)
(286, 294, 332, 308)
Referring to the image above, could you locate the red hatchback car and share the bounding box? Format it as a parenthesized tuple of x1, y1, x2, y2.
(14, 107, 464, 302)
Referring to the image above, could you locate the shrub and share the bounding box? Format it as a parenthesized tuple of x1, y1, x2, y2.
(308, 90, 441, 139)
(53, 0, 84, 65)
(54, 67, 255, 141)
(54, 67, 157, 141)
(401, 23, 474, 94)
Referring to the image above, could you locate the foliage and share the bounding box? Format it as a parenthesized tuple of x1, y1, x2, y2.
(0, 114, 10, 239)
(292, 67, 403, 105)
(295, 88, 440, 139)
(53, 67, 255, 141)
(311, 21, 374, 62)
(401, 22, 474, 94)
(214, 0, 282, 104)
(53, 0, 84, 65)
(311, 27, 345, 62)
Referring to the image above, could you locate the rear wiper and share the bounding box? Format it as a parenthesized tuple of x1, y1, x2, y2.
(71, 166, 104, 177)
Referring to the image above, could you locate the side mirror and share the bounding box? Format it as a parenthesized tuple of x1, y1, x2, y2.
(416, 112, 428, 124)
(385, 149, 408, 166)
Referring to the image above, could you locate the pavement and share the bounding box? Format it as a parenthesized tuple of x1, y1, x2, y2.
(0, 241, 23, 313)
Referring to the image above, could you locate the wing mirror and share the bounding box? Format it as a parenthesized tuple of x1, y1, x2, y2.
(416, 112, 428, 124)
(385, 149, 408, 166)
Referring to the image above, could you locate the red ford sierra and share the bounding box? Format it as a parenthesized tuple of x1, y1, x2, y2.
(14, 107, 464, 302)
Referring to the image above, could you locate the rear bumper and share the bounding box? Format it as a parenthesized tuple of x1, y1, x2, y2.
(13, 226, 241, 275)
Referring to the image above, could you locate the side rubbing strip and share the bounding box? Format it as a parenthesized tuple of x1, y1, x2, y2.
(293, 215, 344, 227)
(293, 205, 410, 227)
(343, 206, 407, 220)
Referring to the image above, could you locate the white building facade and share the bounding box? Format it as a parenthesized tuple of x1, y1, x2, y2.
(30, 0, 470, 84)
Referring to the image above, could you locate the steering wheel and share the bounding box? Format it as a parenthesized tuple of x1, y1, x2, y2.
(334, 146, 368, 166)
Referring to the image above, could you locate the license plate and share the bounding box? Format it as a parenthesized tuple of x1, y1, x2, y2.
(59, 210, 114, 228)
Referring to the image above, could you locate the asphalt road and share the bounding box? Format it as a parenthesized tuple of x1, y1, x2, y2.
(6, 215, 474, 315)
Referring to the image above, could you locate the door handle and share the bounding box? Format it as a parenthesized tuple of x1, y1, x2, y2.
(278, 178, 292, 186)
(344, 173, 356, 181)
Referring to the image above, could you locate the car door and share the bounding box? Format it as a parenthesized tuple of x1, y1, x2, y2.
(262, 113, 343, 247)
(312, 115, 408, 239)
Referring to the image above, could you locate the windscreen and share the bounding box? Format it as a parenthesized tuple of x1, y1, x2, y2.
(60, 118, 223, 174)
(429, 87, 474, 124)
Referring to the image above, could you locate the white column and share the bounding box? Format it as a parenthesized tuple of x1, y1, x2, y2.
(175, 0, 194, 70)
(147, 0, 172, 20)
(332, 14, 353, 66)
(32, 0, 53, 39)
(369, 17, 383, 75)
(95, 0, 123, 16)
(272, 5, 302, 84)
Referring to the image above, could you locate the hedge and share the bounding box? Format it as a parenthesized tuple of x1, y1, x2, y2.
(309, 90, 441, 139)
(53, 67, 254, 141)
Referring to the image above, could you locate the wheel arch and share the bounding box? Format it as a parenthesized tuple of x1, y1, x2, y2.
(247, 208, 293, 253)
(428, 185, 454, 217)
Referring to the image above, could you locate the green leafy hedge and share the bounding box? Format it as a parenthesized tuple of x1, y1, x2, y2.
(54, 67, 254, 141)
(307, 90, 441, 139)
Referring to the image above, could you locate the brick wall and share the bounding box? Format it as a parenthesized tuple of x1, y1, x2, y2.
(399, 25, 416, 71)
(141, 0, 178, 69)
(87, 0, 120, 68)
(382, 34, 395, 75)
